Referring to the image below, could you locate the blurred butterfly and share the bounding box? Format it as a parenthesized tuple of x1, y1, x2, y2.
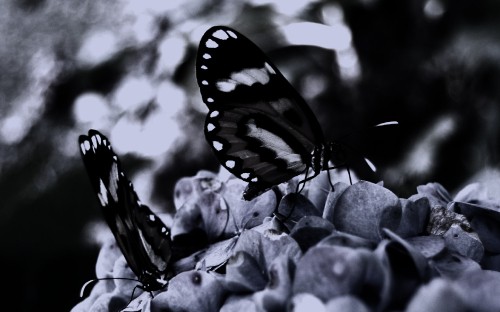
(196, 26, 396, 200)
(79, 129, 171, 293)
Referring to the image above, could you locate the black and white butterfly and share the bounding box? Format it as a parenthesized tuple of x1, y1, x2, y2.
(196, 26, 395, 200)
(79, 129, 172, 293)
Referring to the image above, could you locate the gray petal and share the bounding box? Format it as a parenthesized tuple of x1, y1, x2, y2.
(375, 231, 434, 310)
(453, 182, 489, 204)
(318, 230, 376, 250)
(406, 235, 446, 258)
(232, 229, 302, 268)
(220, 295, 258, 312)
(173, 171, 222, 210)
(443, 224, 484, 262)
(87, 292, 127, 312)
(332, 181, 401, 241)
(276, 193, 321, 231)
(151, 271, 225, 312)
(452, 201, 500, 253)
(112, 256, 142, 296)
(220, 180, 276, 232)
(224, 251, 267, 292)
(170, 196, 204, 239)
(431, 251, 481, 279)
(454, 270, 500, 312)
(406, 278, 467, 312)
(290, 216, 335, 252)
(325, 296, 370, 312)
(293, 245, 384, 304)
(95, 239, 123, 278)
(322, 182, 350, 222)
(396, 197, 430, 238)
(416, 182, 452, 207)
(306, 171, 332, 214)
(253, 255, 294, 311)
(289, 293, 325, 311)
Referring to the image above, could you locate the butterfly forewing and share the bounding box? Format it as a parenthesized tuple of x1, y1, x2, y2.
(196, 26, 326, 199)
(79, 129, 171, 291)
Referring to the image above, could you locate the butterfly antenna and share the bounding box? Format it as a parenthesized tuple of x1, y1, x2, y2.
(335, 120, 399, 143)
(79, 277, 140, 298)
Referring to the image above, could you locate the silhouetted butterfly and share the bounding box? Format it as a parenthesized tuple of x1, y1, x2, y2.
(79, 129, 171, 292)
(197, 26, 393, 200)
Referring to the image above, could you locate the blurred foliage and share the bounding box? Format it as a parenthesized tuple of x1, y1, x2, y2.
(0, 0, 500, 310)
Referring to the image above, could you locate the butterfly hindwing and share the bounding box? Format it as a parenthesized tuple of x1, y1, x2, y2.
(79, 129, 171, 291)
(196, 26, 326, 199)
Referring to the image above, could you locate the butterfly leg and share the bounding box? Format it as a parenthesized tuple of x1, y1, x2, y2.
(325, 168, 336, 192)
(124, 284, 142, 308)
(326, 163, 353, 185)
(295, 166, 313, 195)
(346, 165, 353, 185)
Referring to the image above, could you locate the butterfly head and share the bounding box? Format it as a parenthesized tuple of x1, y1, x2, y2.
(139, 271, 168, 292)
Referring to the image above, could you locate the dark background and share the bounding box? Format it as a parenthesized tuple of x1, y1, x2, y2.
(1, 0, 499, 310)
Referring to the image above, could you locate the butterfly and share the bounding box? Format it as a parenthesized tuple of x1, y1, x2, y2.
(79, 129, 172, 293)
(197, 26, 389, 201)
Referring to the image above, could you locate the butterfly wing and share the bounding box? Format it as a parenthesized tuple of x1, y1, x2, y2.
(79, 129, 171, 290)
(196, 26, 325, 200)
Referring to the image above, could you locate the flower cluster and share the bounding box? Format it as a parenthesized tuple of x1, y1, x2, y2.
(72, 169, 500, 312)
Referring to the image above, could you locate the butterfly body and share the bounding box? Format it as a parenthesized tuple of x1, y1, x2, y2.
(197, 26, 332, 200)
(79, 129, 171, 292)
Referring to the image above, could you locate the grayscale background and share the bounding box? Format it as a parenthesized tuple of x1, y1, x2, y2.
(0, 0, 499, 310)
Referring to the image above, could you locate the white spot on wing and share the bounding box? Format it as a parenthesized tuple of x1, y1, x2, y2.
(226, 160, 235, 168)
(215, 66, 271, 93)
(201, 65, 207, 70)
(375, 121, 399, 127)
(108, 162, 120, 203)
(213, 141, 223, 151)
(97, 179, 109, 206)
(96, 135, 102, 145)
(207, 97, 214, 103)
(213, 29, 229, 40)
(84, 140, 91, 150)
(137, 229, 168, 271)
(227, 30, 237, 38)
(246, 120, 305, 171)
(251, 177, 258, 182)
(91, 136, 98, 149)
(265, 62, 276, 74)
(364, 157, 377, 172)
(206, 39, 218, 48)
(149, 214, 155, 221)
(241, 172, 250, 179)
(207, 123, 215, 132)
(216, 81, 237, 92)
(202, 80, 208, 85)
(80, 143, 86, 155)
(210, 110, 219, 117)
(203, 53, 211, 59)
